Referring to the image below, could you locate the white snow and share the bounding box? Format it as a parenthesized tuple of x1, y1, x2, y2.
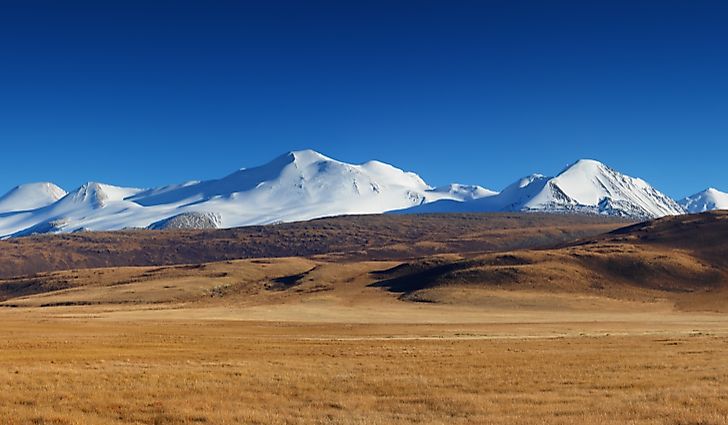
(0, 151, 718, 238)
(428, 184, 498, 201)
(399, 159, 686, 219)
(0, 182, 66, 212)
(679, 188, 728, 213)
(0, 150, 490, 237)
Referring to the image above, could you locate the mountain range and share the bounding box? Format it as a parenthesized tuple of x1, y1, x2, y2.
(0, 150, 724, 238)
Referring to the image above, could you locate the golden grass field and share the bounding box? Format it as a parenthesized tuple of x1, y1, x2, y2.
(2, 310, 728, 425)
(3, 212, 728, 424)
(1, 257, 728, 425)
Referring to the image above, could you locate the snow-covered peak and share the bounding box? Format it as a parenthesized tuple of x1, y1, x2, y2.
(0, 182, 67, 213)
(59, 182, 144, 209)
(3, 150, 716, 238)
(484, 174, 549, 210)
(430, 184, 498, 201)
(680, 188, 728, 213)
(249, 149, 337, 174)
(0, 181, 146, 237)
(545, 159, 618, 205)
(398, 158, 685, 219)
(558, 158, 603, 172)
(531, 159, 685, 218)
(287, 149, 334, 165)
(512, 174, 548, 190)
(131, 150, 433, 210)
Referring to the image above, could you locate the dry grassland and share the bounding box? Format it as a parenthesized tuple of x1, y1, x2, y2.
(3, 212, 728, 424)
(1, 316, 728, 425)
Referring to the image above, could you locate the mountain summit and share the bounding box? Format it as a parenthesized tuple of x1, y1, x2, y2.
(518, 159, 685, 218)
(130, 149, 435, 209)
(0, 150, 490, 237)
(399, 159, 685, 219)
(0, 182, 67, 213)
(0, 152, 720, 238)
(680, 188, 728, 213)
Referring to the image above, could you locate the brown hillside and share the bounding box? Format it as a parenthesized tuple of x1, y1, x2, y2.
(372, 211, 728, 311)
(0, 213, 628, 278)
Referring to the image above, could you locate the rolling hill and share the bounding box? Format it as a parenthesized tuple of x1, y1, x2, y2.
(0, 212, 629, 279)
(373, 211, 728, 311)
(2, 211, 728, 313)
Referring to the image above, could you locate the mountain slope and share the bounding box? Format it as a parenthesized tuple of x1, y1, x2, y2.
(0, 152, 718, 238)
(3, 182, 146, 237)
(0, 213, 631, 279)
(429, 184, 497, 201)
(125, 150, 490, 229)
(398, 159, 685, 219)
(0, 150, 489, 237)
(131, 150, 441, 220)
(0, 183, 66, 213)
(680, 188, 728, 213)
(373, 211, 728, 312)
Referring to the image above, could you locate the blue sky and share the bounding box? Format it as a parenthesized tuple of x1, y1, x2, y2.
(1, 1, 726, 198)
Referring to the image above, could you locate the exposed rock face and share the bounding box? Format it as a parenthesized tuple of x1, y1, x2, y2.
(148, 212, 222, 230)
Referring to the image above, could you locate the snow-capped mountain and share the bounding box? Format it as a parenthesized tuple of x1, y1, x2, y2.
(0, 182, 66, 213)
(679, 188, 728, 213)
(4, 182, 147, 237)
(399, 159, 685, 219)
(0, 150, 492, 238)
(0, 151, 722, 238)
(430, 184, 497, 201)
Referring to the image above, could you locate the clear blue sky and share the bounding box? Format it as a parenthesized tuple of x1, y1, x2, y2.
(1, 1, 726, 198)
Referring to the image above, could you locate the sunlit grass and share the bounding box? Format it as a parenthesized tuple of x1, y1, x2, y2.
(1, 319, 727, 424)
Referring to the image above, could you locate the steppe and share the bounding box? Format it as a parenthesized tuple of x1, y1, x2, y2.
(2, 212, 728, 424)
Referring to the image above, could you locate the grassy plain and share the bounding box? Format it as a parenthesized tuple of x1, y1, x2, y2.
(3, 212, 728, 424)
(1, 311, 728, 425)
